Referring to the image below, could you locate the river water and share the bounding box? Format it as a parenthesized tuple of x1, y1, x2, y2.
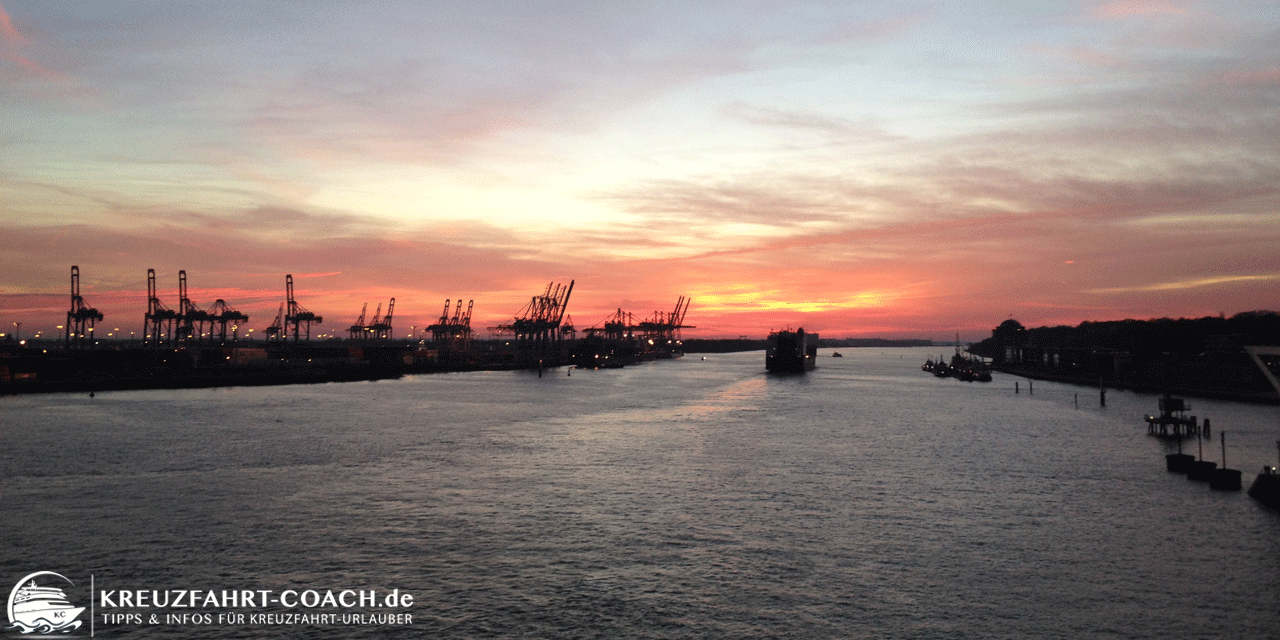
(3, 348, 1279, 638)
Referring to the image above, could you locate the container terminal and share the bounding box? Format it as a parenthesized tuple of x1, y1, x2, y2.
(0, 267, 692, 394)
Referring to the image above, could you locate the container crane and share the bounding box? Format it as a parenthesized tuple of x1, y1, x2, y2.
(438, 299, 452, 329)
(491, 280, 573, 366)
(176, 270, 212, 342)
(638, 295, 693, 342)
(429, 298, 474, 349)
(66, 265, 104, 349)
(283, 274, 322, 341)
(368, 298, 394, 340)
(348, 303, 368, 340)
(264, 303, 285, 341)
(143, 268, 178, 345)
(207, 299, 248, 343)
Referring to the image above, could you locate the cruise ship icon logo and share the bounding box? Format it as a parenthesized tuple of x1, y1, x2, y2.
(6, 572, 85, 634)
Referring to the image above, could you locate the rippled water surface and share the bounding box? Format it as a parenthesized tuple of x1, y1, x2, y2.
(4, 349, 1280, 638)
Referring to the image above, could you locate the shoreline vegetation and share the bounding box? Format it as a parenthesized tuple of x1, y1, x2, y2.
(968, 311, 1280, 405)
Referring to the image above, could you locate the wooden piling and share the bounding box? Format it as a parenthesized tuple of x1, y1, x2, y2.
(1210, 431, 1242, 490)
(1189, 433, 1217, 481)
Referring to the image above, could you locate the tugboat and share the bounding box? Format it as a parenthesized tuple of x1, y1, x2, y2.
(947, 352, 992, 382)
(936, 334, 992, 382)
(766, 328, 818, 373)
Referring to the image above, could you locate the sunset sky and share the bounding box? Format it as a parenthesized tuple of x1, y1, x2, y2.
(3, 1, 1278, 341)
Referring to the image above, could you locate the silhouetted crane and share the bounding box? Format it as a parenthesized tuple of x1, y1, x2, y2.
(66, 265, 103, 349)
(491, 281, 573, 366)
(638, 295, 693, 342)
(348, 303, 368, 340)
(207, 299, 248, 343)
(176, 270, 212, 342)
(429, 298, 474, 349)
(143, 268, 178, 345)
(264, 303, 285, 342)
(368, 298, 394, 340)
(283, 274, 322, 341)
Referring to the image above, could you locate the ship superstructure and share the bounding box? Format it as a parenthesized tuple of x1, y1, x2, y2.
(766, 328, 818, 373)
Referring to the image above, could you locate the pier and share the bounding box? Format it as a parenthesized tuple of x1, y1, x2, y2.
(1144, 395, 1205, 438)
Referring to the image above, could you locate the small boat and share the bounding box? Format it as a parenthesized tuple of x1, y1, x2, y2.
(832, 351, 843, 358)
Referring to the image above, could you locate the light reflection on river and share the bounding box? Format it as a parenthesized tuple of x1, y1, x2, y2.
(3, 348, 1279, 638)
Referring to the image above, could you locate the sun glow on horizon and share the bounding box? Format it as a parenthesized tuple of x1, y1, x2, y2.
(2, 2, 1278, 340)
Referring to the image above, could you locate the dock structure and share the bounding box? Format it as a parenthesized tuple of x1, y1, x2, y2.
(570, 297, 692, 368)
(427, 299, 474, 351)
(1145, 395, 1204, 438)
(347, 300, 394, 341)
(490, 281, 574, 368)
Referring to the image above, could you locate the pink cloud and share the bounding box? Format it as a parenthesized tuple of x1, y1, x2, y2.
(0, 3, 57, 79)
(0, 4, 26, 44)
(1219, 67, 1280, 86)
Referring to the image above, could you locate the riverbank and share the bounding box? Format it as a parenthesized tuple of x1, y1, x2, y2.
(992, 363, 1280, 405)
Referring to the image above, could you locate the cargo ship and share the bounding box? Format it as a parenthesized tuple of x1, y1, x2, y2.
(766, 328, 818, 373)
